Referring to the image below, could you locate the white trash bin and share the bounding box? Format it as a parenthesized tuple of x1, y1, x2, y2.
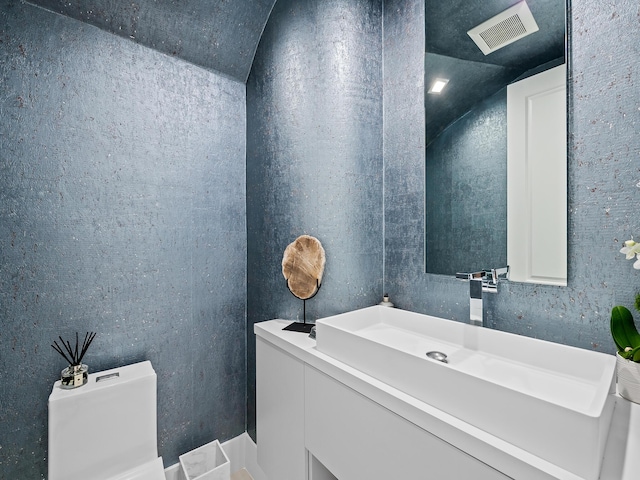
(179, 439, 230, 480)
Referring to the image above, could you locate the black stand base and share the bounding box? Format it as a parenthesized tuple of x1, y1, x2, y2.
(283, 322, 315, 334)
(284, 279, 321, 333)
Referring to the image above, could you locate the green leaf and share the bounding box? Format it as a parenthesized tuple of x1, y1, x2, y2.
(611, 305, 640, 351)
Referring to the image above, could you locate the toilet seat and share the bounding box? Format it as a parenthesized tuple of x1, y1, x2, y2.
(109, 458, 166, 480)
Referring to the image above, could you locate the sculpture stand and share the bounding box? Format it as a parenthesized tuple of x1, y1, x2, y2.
(283, 279, 321, 334)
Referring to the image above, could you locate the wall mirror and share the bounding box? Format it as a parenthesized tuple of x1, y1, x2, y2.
(424, 0, 567, 285)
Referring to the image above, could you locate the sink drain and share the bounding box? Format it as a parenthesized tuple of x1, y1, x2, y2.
(426, 351, 448, 363)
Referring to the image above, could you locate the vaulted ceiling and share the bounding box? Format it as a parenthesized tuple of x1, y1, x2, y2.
(27, 0, 278, 82)
(26, 0, 565, 143)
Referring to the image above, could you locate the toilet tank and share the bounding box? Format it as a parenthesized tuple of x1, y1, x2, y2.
(48, 361, 159, 480)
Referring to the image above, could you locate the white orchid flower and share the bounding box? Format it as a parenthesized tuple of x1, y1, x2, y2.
(620, 240, 640, 260)
(634, 255, 640, 270)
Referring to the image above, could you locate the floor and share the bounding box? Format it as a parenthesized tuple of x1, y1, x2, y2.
(231, 468, 254, 480)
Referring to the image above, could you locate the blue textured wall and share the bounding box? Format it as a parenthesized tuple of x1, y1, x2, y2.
(385, 0, 640, 350)
(426, 90, 507, 275)
(0, 1, 247, 476)
(246, 0, 383, 439)
(3, 0, 640, 477)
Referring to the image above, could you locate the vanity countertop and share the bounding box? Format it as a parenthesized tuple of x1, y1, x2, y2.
(255, 319, 640, 480)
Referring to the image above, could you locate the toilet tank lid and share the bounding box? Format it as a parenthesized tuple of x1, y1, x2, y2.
(49, 360, 156, 402)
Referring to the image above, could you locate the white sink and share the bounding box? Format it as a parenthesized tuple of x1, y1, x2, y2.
(315, 306, 617, 480)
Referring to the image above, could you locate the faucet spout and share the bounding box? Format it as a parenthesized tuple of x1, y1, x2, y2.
(469, 279, 483, 326)
(457, 266, 509, 327)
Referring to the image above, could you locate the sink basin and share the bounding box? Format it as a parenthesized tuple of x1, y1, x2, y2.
(315, 306, 617, 480)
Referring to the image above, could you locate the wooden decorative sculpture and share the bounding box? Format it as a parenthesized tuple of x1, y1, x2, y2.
(282, 235, 325, 332)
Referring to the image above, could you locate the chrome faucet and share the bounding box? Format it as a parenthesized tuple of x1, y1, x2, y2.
(456, 267, 509, 326)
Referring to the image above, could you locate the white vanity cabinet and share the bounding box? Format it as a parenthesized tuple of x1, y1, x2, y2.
(256, 318, 640, 480)
(256, 322, 508, 480)
(256, 336, 306, 480)
(305, 366, 509, 480)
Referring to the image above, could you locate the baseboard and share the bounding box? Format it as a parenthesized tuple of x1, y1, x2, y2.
(164, 432, 267, 480)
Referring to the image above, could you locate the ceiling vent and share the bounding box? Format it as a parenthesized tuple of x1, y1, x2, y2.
(467, 1, 539, 55)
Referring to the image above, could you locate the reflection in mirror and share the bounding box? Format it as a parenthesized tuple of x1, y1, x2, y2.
(424, 0, 566, 281)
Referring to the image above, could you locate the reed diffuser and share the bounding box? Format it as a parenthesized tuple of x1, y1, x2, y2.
(51, 332, 97, 389)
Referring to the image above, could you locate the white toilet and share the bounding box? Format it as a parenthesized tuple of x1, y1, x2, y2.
(48, 360, 167, 480)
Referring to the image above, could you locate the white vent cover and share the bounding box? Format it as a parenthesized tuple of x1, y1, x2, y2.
(467, 1, 539, 55)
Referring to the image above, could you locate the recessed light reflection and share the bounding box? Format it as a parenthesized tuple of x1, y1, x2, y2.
(428, 78, 449, 94)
